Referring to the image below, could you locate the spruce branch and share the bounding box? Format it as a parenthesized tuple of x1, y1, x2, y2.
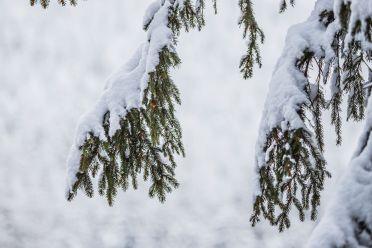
(66, 0, 207, 205)
(238, 0, 265, 79)
(254, 0, 372, 231)
(252, 126, 330, 231)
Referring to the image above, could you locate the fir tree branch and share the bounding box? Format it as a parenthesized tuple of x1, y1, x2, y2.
(238, 0, 264, 79)
(66, 0, 207, 205)
(254, 0, 372, 231)
(30, 0, 77, 8)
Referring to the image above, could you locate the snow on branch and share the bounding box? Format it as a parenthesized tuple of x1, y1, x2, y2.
(253, 0, 372, 231)
(66, 0, 207, 205)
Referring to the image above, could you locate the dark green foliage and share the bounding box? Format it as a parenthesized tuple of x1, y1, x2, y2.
(66, 1, 211, 205)
(299, 50, 327, 152)
(251, 127, 330, 232)
(252, 3, 372, 231)
(343, 42, 365, 122)
(238, 0, 264, 79)
(328, 29, 343, 145)
(250, 47, 334, 230)
(339, 2, 351, 30)
(238, 0, 297, 79)
(168, 0, 206, 34)
(68, 47, 184, 205)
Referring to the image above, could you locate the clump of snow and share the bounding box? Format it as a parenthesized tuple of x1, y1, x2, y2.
(143, 0, 161, 29)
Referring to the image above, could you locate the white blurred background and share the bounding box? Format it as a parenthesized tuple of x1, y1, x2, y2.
(0, 0, 362, 247)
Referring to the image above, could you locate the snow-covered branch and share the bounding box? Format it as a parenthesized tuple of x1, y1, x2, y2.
(253, 0, 372, 231)
(66, 0, 207, 205)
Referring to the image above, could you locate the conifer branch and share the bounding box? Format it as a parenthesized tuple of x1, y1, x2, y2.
(238, 0, 264, 79)
(254, 0, 372, 231)
(66, 0, 207, 205)
(251, 126, 329, 231)
(307, 85, 372, 248)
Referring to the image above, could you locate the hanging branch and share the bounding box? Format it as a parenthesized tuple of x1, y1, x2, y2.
(65, 0, 208, 205)
(238, 0, 264, 79)
(253, 0, 372, 231)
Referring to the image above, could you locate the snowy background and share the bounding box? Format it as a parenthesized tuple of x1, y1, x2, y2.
(0, 0, 362, 247)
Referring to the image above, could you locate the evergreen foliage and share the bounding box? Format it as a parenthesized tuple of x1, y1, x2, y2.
(68, 48, 185, 205)
(251, 126, 330, 231)
(238, 0, 264, 79)
(65, 0, 208, 205)
(253, 0, 372, 231)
